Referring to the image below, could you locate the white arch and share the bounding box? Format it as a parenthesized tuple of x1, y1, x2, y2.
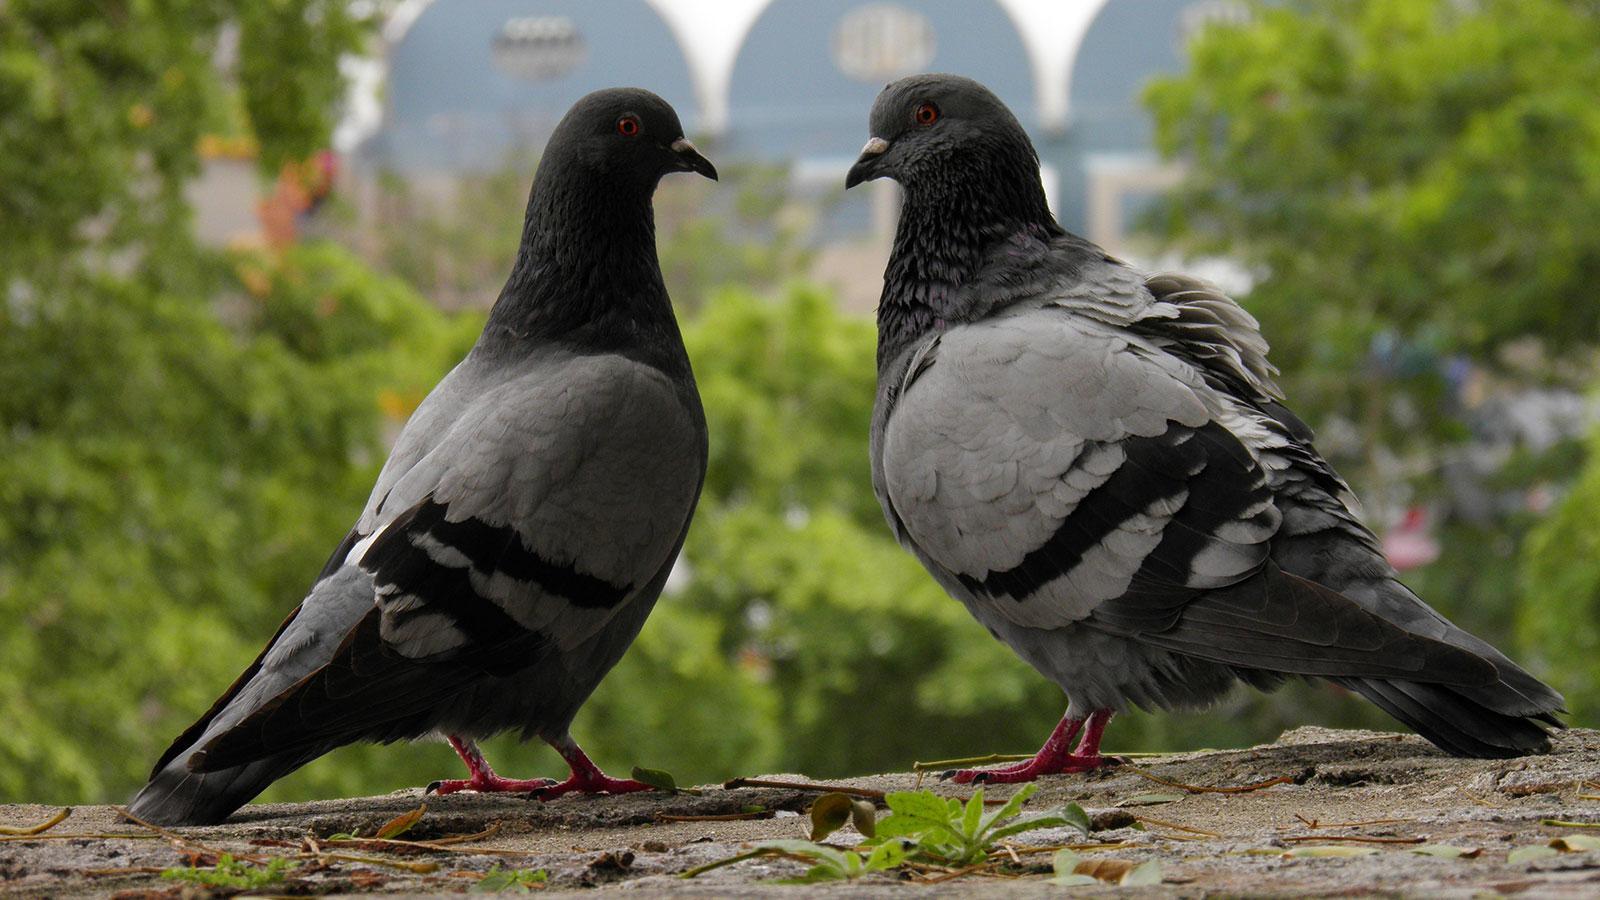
(991, 0, 1110, 132)
(643, 0, 771, 134)
(355, 0, 1113, 144)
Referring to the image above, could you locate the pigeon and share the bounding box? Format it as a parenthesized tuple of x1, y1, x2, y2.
(129, 88, 718, 824)
(846, 73, 1563, 783)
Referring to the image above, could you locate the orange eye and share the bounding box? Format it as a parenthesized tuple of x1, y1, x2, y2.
(914, 101, 939, 126)
(617, 115, 641, 137)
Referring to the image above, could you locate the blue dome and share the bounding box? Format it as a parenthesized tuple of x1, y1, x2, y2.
(369, 0, 697, 171)
(726, 0, 1035, 162)
(1046, 0, 1203, 234)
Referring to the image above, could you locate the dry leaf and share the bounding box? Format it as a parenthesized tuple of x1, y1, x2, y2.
(376, 804, 426, 840)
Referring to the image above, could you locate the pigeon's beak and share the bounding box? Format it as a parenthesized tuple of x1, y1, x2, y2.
(670, 137, 718, 181)
(844, 137, 890, 189)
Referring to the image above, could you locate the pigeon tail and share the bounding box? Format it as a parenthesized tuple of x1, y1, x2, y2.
(128, 745, 314, 826)
(1335, 677, 1559, 758)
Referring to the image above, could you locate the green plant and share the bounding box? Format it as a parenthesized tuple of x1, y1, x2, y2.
(470, 864, 549, 893)
(161, 854, 297, 889)
(866, 785, 1090, 867)
(687, 785, 1090, 882)
(681, 838, 909, 884)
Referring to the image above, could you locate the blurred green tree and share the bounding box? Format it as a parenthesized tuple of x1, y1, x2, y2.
(0, 2, 484, 801)
(1142, 0, 1598, 724)
(1519, 426, 1600, 721)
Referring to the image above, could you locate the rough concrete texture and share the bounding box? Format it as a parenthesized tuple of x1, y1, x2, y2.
(2, 726, 1598, 897)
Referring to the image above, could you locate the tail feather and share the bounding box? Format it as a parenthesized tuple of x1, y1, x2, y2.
(131, 563, 378, 825)
(1336, 677, 1557, 759)
(128, 747, 315, 826)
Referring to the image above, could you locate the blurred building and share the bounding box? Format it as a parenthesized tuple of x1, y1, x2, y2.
(344, 0, 1242, 256)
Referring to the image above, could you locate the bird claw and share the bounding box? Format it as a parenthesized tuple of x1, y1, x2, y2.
(527, 774, 654, 801)
(945, 754, 1110, 785)
(427, 775, 559, 796)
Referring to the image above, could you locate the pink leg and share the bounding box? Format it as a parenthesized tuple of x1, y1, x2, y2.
(427, 736, 558, 795)
(947, 708, 1116, 784)
(1073, 708, 1114, 759)
(530, 737, 655, 800)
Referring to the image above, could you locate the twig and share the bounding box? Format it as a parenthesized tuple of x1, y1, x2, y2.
(81, 866, 167, 877)
(116, 806, 273, 864)
(0, 808, 71, 836)
(920, 860, 1001, 883)
(1126, 767, 1292, 794)
(722, 777, 885, 800)
(1541, 819, 1600, 829)
(320, 823, 507, 853)
(418, 823, 503, 846)
(912, 753, 1033, 772)
(310, 851, 440, 873)
(1281, 834, 1424, 844)
(1292, 814, 1413, 830)
(679, 847, 820, 879)
(1134, 815, 1223, 838)
(656, 811, 774, 822)
(1006, 842, 1135, 855)
(0, 832, 157, 843)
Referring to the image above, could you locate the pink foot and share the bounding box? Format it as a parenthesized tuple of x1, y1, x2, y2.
(427, 736, 557, 795)
(946, 708, 1116, 784)
(530, 738, 654, 800)
(428, 773, 558, 795)
(428, 735, 659, 800)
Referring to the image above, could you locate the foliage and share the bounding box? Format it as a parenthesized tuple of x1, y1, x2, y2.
(1144, 0, 1599, 722)
(690, 786, 1087, 882)
(1518, 426, 1600, 720)
(1146, 0, 1600, 364)
(751, 838, 907, 884)
(161, 854, 298, 889)
(471, 865, 549, 893)
(0, 0, 365, 285)
(865, 785, 1090, 867)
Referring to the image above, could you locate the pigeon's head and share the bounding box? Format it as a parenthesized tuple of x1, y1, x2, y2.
(845, 74, 1046, 212)
(545, 88, 717, 191)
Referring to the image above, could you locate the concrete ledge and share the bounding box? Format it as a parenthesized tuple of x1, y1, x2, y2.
(2, 726, 1597, 896)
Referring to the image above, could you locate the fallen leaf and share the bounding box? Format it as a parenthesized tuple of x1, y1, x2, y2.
(1075, 858, 1136, 881)
(630, 767, 679, 793)
(1121, 860, 1163, 886)
(1283, 845, 1380, 858)
(809, 793, 854, 842)
(1116, 793, 1185, 807)
(1550, 835, 1600, 852)
(1410, 844, 1482, 858)
(850, 798, 878, 839)
(376, 804, 426, 840)
(1508, 845, 1559, 864)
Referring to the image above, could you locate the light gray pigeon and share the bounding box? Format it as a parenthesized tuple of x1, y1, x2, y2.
(846, 73, 1564, 783)
(129, 88, 718, 824)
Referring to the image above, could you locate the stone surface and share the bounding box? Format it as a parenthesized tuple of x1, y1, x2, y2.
(2, 726, 1598, 897)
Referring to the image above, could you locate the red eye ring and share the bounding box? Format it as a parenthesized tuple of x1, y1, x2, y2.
(617, 115, 641, 137)
(914, 101, 939, 126)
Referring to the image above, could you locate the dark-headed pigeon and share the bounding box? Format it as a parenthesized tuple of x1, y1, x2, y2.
(130, 88, 717, 824)
(847, 74, 1563, 783)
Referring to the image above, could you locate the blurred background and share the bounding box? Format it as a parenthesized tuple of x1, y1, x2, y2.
(3, 0, 1598, 806)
